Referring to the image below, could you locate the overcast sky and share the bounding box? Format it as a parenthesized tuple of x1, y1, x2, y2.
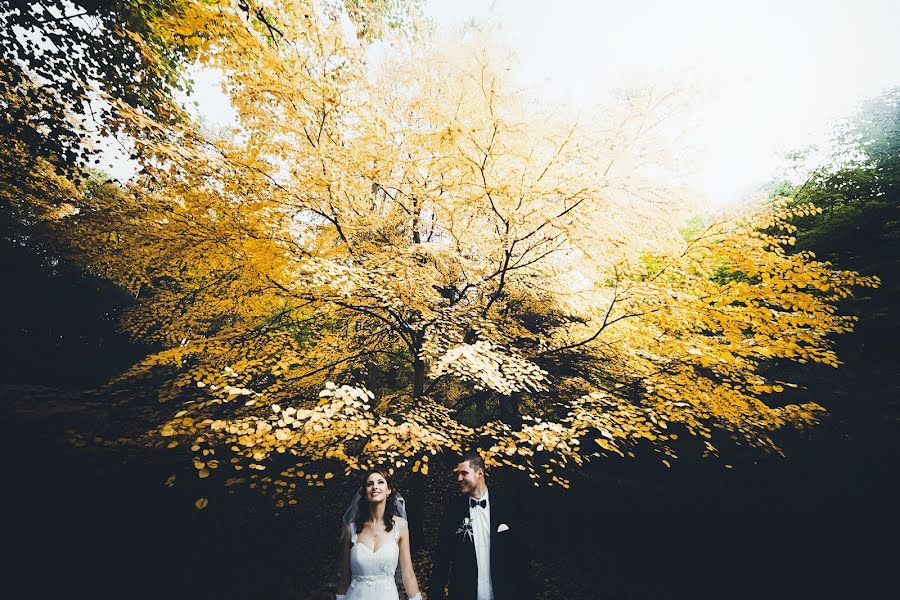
(424, 0, 900, 208)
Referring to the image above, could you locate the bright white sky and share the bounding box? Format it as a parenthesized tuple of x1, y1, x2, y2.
(113, 0, 900, 211)
(423, 0, 900, 208)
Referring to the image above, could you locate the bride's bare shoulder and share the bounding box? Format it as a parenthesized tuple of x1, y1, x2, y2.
(392, 515, 408, 529)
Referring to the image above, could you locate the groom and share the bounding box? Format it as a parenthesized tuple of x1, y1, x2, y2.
(427, 450, 533, 600)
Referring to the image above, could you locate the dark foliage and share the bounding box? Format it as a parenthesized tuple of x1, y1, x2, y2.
(1, 0, 193, 177)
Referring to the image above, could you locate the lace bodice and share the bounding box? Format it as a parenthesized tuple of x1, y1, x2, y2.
(350, 527, 400, 578)
(344, 518, 405, 600)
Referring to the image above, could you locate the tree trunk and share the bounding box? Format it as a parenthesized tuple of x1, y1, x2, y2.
(412, 198, 421, 244)
(412, 333, 425, 398)
(499, 393, 522, 423)
(413, 356, 425, 398)
(405, 474, 425, 552)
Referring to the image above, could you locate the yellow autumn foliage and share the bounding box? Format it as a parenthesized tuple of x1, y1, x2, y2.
(1, 1, 879, 491)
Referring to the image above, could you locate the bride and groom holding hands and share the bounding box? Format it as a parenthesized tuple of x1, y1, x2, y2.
(336, 450, 533, 600)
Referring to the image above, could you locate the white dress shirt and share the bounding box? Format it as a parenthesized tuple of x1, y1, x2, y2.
(468, 489, 493, 600)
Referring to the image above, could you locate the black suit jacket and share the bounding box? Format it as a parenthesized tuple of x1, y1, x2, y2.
(427, 491, 532, 600)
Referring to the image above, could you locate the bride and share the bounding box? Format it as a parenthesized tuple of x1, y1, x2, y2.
(336, 468, 422, 600)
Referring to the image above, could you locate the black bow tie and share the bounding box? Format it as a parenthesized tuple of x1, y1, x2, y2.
(470, 497, 487, 509)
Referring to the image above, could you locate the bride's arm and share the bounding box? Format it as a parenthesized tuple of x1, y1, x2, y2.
(397, 520, 422, 600)
(336, 525, 352, 596)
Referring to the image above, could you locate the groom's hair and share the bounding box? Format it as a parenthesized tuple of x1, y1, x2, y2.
(459, 450, 485, 473)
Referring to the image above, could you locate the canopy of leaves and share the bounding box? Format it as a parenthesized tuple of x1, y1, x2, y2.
(2, 0, 879, 494)
(0, 0, 413, 177)
(0, 0, 198, 172)
(774, 88, 898, 422)
(785, 87, 899, 269)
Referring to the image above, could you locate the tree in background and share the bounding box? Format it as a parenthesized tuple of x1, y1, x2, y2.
(769, 88, 899, 448)
(0, 0, 421, 180)
(2, 1, 878, 497)
(786, 87, 899, 266)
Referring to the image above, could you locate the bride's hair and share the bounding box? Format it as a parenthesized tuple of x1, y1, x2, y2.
(353, 467, 397, 534)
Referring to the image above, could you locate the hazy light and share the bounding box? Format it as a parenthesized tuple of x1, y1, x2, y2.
(149, 1, 900, 211)
(425, 0, 900, 208)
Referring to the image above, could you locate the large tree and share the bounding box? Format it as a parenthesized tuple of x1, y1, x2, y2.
(3, 1, 877, 494)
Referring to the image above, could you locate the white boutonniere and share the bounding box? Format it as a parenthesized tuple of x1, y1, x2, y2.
(455, 516, 474, 541)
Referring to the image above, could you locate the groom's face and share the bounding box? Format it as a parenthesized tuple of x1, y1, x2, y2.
(455, 460, 483, 495)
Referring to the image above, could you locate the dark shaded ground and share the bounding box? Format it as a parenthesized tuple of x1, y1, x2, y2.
(2, 216, 898, 599)
(3, 380, 897, 600)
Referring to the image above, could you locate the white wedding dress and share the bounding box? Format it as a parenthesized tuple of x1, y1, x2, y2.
(344, 517, 405, 600)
